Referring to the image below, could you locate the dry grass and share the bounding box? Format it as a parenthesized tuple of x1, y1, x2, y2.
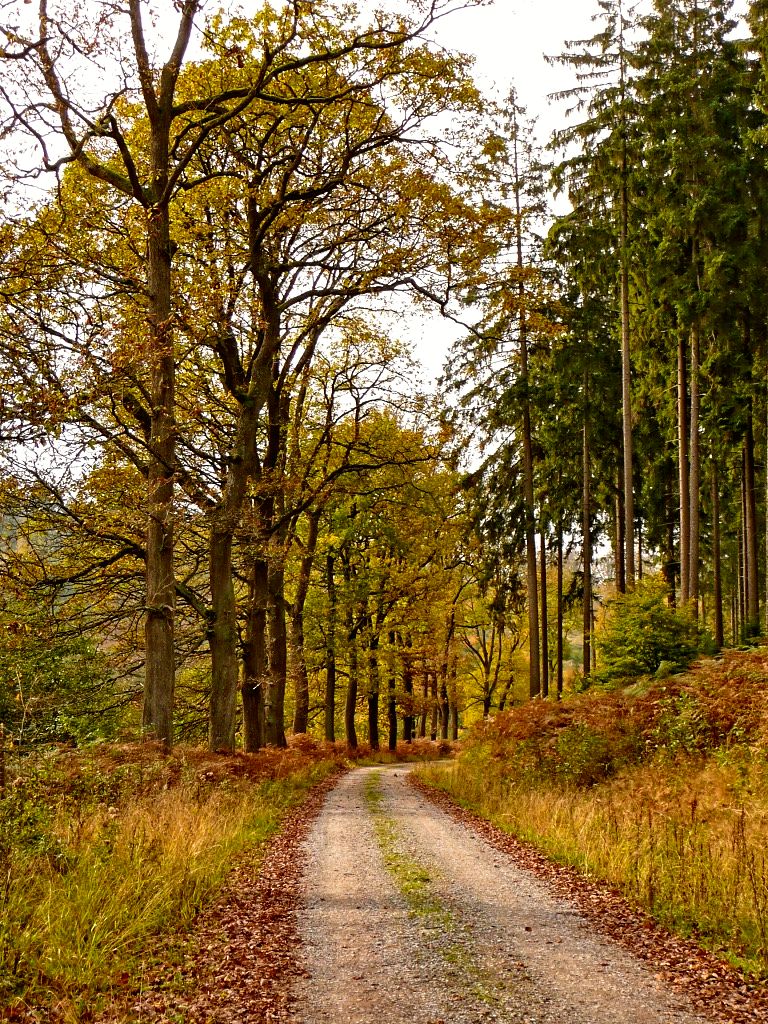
(0, 738, 341, 1020)
(419, 648, 768, 977)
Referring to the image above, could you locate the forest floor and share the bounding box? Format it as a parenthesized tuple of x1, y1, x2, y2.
(104, 762, 768, 1024)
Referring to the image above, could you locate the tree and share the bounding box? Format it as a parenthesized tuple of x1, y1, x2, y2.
(0, 0, 487, 749)
(442, 98, 559, 700)
(634, 0, 757, 618)
(549, 0, 642, 590)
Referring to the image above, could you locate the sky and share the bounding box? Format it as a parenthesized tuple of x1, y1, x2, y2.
(400, 0, 606, 382)
(428, 0, 604, 137)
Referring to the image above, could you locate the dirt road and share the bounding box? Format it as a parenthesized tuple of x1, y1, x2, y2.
(291, 765, 710, 1024)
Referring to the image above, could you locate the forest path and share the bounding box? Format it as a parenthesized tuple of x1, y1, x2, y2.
(291, 765, 710, 1024)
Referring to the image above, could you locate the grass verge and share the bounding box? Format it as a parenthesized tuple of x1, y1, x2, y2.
(418, 721, 768, 978)
(0, 742, 339, 1021)
(363, 769, 500, 1006)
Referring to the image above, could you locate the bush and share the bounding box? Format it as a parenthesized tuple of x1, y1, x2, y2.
(595, 576, 699, 684)
(0, 600, 121, 745)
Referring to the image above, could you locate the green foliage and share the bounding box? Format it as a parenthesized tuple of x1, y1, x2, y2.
(553, 723, 614, 787)
(595, 576, 700, 683)
(651, 692, 716, 756)
(0, 601, 121, 746)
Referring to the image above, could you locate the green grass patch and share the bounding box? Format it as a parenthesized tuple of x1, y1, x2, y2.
(363, 770, 501, 1006)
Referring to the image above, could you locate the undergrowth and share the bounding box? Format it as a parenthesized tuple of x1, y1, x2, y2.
(0, 738, 341, 1022)
(418, 648, 768, 978)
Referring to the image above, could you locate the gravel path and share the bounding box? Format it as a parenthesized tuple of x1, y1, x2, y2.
(292, 765, 712, 1024)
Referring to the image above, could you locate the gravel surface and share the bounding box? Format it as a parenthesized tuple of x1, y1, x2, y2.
(292, 765, 711, 1024)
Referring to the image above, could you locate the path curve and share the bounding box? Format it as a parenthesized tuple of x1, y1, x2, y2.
(292, 765, 711, 1024)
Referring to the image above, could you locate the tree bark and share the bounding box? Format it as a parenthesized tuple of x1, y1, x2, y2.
(617, 16, 635, 593)
(711, 463, 724, 650)
(388, 631, 398, 751)
(678, 332, 690, 606)
(744, 421, 760, 636)
(448, 652, 459, 741)
(325, 553, 337, 742)
(511, 105, 540, 700)
(556, 525, 564, 699)
(615, 472, 626, 594)
(345, 626, 358, 750)
(738, 520, 746, 642)
(663, 469, 676, 604)
(620, 173, 635, 589)
(368, 635, 380, 751)
(402, 645, 414, 743)
(142, 178, 176, 749)
(419, 660, 429, 738)
(438, 611, 455, 739)
(291, 511, 320, 734)
(582, 381, 592, 683)
(688, 320, 701, 617)
(291, 608, 310, 736)
(208, 530, 239, 750)
(265, 556, 288, 747)
(540, 531, 549, 698)
(242, 557, 267, 752)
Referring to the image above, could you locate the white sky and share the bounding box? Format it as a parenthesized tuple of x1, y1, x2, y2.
(430, 0, 605, 137)
(409, 0, 606, 381)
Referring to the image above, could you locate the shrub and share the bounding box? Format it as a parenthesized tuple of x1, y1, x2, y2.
(0, 600, 121, 746)
(595, 576, 699, 684)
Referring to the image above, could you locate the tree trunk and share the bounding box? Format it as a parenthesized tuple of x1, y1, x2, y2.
(615, 473, 626, 594)
(402, 646, 414, 743)
(345, 626, 358, 749)
(387, 635, 398, 751)
(265, 557, 288, 747)
(663, 470, 676, 604)
(556, 525, 564, 699)
(711, 463, 724, 651)
(738, 521, 746, 642)
(142, 199, 176, 749)
(325, 553, 337, 743)
(291, 511, 320, 734)
(291, 608, 310, 736)
(618, 40, 635, 593)
(368, 635, 380, 751)
(208, 529, 238, 751)
(511, 112, 540, 700)
(688, 321, 701, 617)
(582, 386, 592, 683)
(438, 612, 454, 740)
(678, 332, 690, 606)
(732, 580, 739, 646)
(620, 189, 635, 590)
(242, 557, 267, 752)
(440, 678, 449, 739)
(448, 653, 459, 740)
(498, 671, 515, 711)
(540, 530, 549, 698)
(744, 422, 760, 636)
(430, 672, 438, 740)
(419, 662, 429, 738)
